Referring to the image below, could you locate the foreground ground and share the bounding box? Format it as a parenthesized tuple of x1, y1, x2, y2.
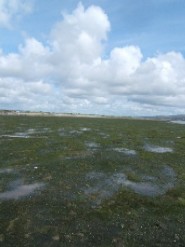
(0, 115, 185, 246)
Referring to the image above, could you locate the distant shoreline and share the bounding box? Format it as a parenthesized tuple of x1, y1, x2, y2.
(0, 110, 123, 119)
(0, 110, 185, 121)
(0, 110, 152, 120)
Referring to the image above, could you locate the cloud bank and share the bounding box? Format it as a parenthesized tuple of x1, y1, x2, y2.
(0, 0, 33, 28)
(0, 3, 185, 115)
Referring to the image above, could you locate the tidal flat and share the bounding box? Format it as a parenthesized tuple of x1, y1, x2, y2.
(0, 115, 185, 246)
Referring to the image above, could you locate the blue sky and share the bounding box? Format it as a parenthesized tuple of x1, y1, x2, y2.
(0, 0, 185, 116)
(1, 0, 185, 56)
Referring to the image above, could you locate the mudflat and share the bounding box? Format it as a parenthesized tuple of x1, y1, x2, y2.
(0, 115, 185, 246)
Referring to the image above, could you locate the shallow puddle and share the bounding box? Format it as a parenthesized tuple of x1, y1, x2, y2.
(0, 168, 14, 174)
(62, 127, 91, 136)
(162, 165, 176, 178)
(80, 127, 91, 132)
(170, 120, 185, 125)
(0, 128, 49, 138)
(98, 132, 110, 139)
(27, 128, 36, 134)
(83, 165, 176, 206)
(0, 168, 45, 200)
(58, 128, 83, 136)
(0, 182, 44, 200)
(0, 134, 29, 138)
(112, 147, 137, 155)
(144, 144, 173, 153)
(85, 141, 100, 149)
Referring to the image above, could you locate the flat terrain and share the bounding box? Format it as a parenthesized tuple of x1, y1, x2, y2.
(0, 115, 185, 246)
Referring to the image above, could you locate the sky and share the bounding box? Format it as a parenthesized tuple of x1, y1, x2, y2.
(0, 0, 185, 116)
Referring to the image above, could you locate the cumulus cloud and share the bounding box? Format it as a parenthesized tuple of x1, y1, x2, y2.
(0, 3, 185, 115)
(0, 0, 33, 28)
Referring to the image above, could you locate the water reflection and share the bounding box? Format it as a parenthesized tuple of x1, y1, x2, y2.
(112, 147, 137, 155)
(144, 144, 173, 153)
(170, 120, 185, 125)
(83, 165, 176, 206)
(0, 168, 45, 201)
(0, 182, 44, 200)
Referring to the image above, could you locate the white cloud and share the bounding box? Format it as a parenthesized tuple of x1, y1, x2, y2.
(50, 2, 110, 71)
(0, 3, 185, 115)
(0, 0, 33, 28)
